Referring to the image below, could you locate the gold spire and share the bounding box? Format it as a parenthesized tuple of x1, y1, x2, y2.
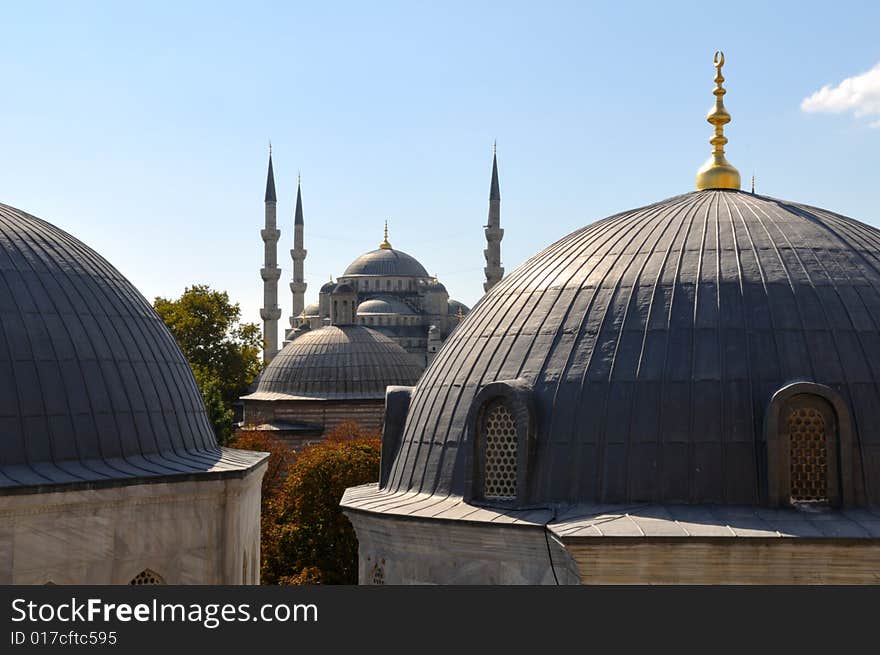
(379, 220, 392, 250)
(695, 51, 741, 191)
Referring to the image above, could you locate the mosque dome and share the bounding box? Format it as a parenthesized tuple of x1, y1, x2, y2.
(357, 297, 416, 315)
(343, 248, 429, 278)
(447, 299, 470, 315)
(303, 303, 320, 317)
(320, 280, 336, 293)
(385, 189, 880, 506)
(246, 325, 423, 400)
(0, 202, 248, 491)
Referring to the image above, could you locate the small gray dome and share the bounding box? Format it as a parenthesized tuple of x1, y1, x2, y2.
(343, 248, 429, 277)
(0, 202, 259, 491)
(246, 325, 422, 400)
(357, 296, 416, 315)
(387, 190, 880, 506)
(320, 280, 336, 292)
(303, 303, 320, 316)
(447, 299, 470, 315)
(333, 282, 356, 294)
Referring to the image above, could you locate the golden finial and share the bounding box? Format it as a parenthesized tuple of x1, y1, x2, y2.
(268, 140, 272, 157)
(298, 170, 301, 185)
(695, 51, 741, 191)
(379, 220, 392, 250)
(751, 173, 755, 194)
(493, 139, 497, 155)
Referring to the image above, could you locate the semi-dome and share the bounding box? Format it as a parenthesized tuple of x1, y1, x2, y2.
(357, 296, 416, 315)
(343, 248, 429, 277)
(386, 190, 880, 506)
(245, 325, 422, 400)
(0, 202, 258, 491)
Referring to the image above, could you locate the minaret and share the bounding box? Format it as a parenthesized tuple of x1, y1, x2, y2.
(289, 173, 307, 326)
(483, 142, 504, 292)
(260, 145, 282, 363)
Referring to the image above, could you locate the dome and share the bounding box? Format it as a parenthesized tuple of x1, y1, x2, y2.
(357, 296, 416, 315)
(245, 325, 422, 400)
(0, 203, 259, 491)
(320, 280, 336, 293)
(333, 282, 355, 294)
(447, 299, 470, 315)
(343, 248, 429, 277)
(386, 190, 880, 506)
(303, 303, 320, 316)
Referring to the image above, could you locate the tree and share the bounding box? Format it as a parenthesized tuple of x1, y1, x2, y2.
(257, 422, 382, 585)
(154, 285, 262, 443)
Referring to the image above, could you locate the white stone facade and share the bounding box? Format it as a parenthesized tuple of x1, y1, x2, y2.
(0, 463, 266, 585)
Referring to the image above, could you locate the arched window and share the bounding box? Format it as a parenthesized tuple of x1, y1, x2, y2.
(766, 382, 859, 508)
(466, 379, 535, 506)
(787, 401, 834, 504)
(480, 400, 518, 500)
(386, 279, 391, 290)
(129, 569, 165, 585)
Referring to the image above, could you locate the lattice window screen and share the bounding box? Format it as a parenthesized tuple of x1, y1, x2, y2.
(482, 402, 518, 500)
(789, 406, 828, 503)
(370, 560, 386, 585)
(129, 570, 165, 585)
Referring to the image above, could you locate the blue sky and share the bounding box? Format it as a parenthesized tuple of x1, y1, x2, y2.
(1, 1, 878, 334)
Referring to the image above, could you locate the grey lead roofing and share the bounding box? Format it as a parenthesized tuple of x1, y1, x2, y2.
(386, 189, 880, 506)
(0, 202, 266, 492)
(244, 325, 423, 401)
(343, 248, 430, 277)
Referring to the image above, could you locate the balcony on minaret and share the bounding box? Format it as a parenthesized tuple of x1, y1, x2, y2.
(484, 226, 504, 240)
(260, 266, 281, 281)
(260, 307, 282, 321)
(290, 281, 307, 293)
(261, 228, 280, 241)
(290, 247, 307, 259)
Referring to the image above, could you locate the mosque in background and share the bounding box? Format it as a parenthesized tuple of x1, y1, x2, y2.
(342, 52, 880, 585)
(241, 146, 505, 436)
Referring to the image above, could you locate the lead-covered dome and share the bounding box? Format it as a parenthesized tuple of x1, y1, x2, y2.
(386, 190, 880, 506)
(343, 248, 429, 277)
(0, 202, 254, 491)
(246, 325, 422, 400)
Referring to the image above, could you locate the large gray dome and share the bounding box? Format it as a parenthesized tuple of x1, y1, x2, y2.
(247, 325, 422, 400)
(0, 202, 257, 491)
(343, 248, 429, 277)
(386, 190, 880, 506)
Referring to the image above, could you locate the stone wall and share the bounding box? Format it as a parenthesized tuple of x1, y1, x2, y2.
(344, 510, 581, 585)
(0, 463, 266, 585)
(243, 399, 386, 435)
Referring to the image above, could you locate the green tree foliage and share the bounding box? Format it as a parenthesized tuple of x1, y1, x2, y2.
(154, 285, 262, 443)
(232, 422, 381, 585)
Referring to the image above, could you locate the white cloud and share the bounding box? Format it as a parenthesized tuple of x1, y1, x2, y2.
(801, 62, 880, 127)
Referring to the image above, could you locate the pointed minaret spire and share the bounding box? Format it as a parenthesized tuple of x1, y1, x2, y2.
(289, 173, 307, 327)
(260, 145, 282, 362)
(483, 143, 504, 293)
(265, 142, 277, 202)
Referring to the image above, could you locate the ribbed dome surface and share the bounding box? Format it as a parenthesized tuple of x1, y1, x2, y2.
(343, 248, 429, 277)
(388, 190, 880, 505)
(0, 203, 255, 491)
(249, 325, 422, 400)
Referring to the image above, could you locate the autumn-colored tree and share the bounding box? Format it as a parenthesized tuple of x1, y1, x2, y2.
(154, 285, 262, 443)
(260, 422, 381, 585)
